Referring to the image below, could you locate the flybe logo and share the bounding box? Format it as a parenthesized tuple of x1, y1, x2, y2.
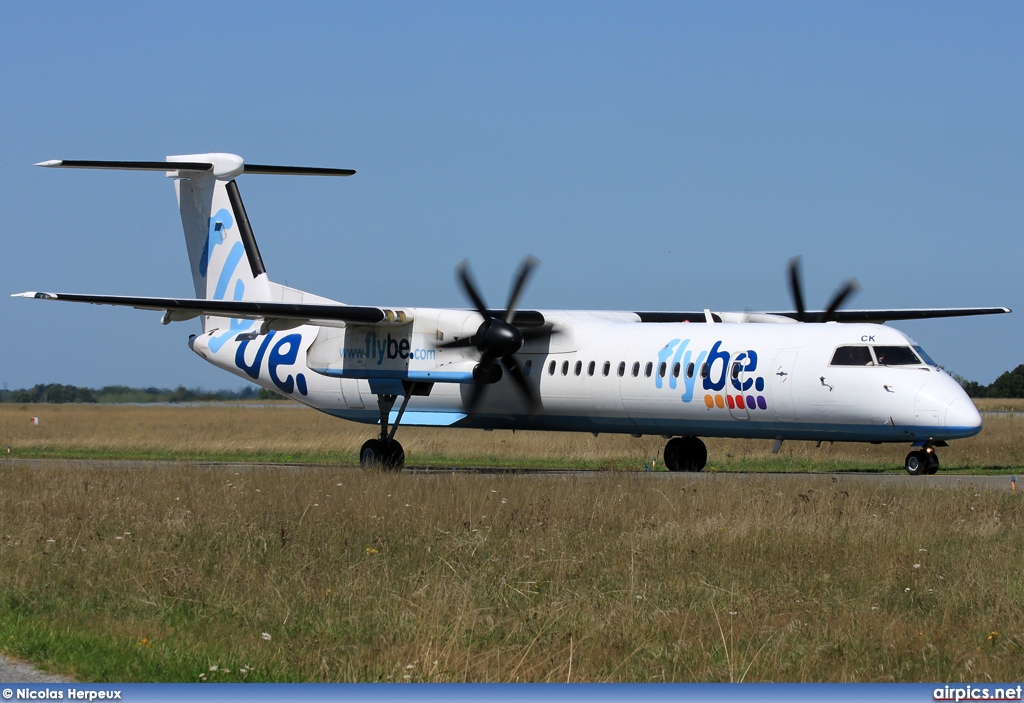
(235, 331, 309, 396)
(657, 339, 769, 411)
(341, 331, 437, 365)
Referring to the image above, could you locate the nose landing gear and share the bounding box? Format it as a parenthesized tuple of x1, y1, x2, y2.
(905, 444, 940, 475)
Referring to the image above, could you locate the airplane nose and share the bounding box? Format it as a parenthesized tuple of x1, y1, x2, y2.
(945, 397, 982, 435)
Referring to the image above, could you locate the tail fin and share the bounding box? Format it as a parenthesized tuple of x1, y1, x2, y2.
(36, 153, 355, 333)
(170, 154, 271, 330)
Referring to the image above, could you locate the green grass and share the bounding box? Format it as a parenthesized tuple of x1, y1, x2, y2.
(1, 464, 1022, 682)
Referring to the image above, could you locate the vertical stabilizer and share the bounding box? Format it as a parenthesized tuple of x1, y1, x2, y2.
(169, 153, 272, 333)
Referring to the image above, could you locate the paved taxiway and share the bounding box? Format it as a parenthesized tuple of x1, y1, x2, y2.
(2, 458, 1017, 492)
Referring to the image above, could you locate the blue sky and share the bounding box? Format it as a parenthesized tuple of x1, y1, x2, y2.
(1, 2, 1020, 389)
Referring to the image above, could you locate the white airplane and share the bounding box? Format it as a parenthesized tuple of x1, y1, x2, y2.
(15, 153, 1010, 475)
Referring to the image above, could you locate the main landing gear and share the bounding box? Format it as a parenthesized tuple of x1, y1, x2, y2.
(904, 444, 941, 476)
(360, 391, 412, 471)
(663, 436, 708, 472)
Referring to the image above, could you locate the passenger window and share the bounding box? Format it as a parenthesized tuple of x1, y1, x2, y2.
(659, 362, 667, 377)
(618, 362, 626, 377)
(873, 346, 922, 366)
(603, 361, 611, 377)
(830, 346, 874, 366)
(524, 360, 532, 376)
(587, 361, 595, 376)
(574, 361, 582, 376)
(561, 361, 569, 376)
(548, 360, 556, 375)
(730, 362, 740, 379)
(644, 362, 653, 378)
(700, 363, 709, 379)
(687, 362, 695, 378)
(672, 362, 680, 378)
(632, 362, 640, 377)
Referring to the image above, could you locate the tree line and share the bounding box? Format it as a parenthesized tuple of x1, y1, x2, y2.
(0, 384, 283, 404)
(953, 364, 1024, 398)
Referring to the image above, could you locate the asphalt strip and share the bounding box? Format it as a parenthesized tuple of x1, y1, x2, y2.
(0, 653, 73, 683)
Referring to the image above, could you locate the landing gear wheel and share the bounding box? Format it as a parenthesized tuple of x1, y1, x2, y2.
(359, 439, 405, 471)
(360, 439, 386, 468)
(905, 450, 927, 476)
(923, 452, 939, 475)
(664, 436, 708, 472)
(384, 440, 405, 471)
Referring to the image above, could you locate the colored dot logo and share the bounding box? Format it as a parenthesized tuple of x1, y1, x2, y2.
(705, 394, 768, 410)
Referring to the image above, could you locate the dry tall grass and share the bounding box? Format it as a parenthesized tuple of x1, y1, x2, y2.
(0, 463, 1020, 682)
(1, 403, 1023, 471)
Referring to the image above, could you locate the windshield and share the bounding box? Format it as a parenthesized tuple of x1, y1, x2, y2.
(830, 346, 874, 366)
(872, 345, 923, 366)
(913, 345, 937, 366)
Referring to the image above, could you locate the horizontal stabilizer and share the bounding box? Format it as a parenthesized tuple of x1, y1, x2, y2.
(35, 158, 354, 177)
(35, 159, 213, 171)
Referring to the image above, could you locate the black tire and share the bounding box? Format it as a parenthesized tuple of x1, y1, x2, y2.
(664, 437, 686, 472)
(664, 436, 707, 472)
(685, 437, 708, 472)
(905, 450, 927, 476)
(923, 452, 939, 475)
(383, 440, 405, 471)
(360, 439, 386, 468)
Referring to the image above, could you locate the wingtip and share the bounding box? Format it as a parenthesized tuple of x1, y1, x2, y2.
(11, 291, 55, 299)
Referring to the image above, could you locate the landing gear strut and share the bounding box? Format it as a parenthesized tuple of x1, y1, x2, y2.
(360, 391, 413, 471)
(664, 436, 707, 472)
(905, 445, 940, 475)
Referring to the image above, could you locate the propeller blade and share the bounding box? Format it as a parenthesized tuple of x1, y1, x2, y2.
(465, 376, 488, 414)
(455, 260, 491, 320)
(504, 255, 539, 325)
(788, 256, 806, 322)
(818, 279, 861, 322)
(501, 355, 540, 414)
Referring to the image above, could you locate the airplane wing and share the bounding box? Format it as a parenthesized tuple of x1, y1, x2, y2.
(797, 307, 1011, 323)
(635, 307, 1011, 324)
(13, 291, 389, 325)
(12, 291, 550, 328)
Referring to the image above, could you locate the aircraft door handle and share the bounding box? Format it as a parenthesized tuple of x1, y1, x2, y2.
(883, 385, 894, 393)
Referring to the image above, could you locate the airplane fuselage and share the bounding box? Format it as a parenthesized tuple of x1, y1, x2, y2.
(189, 309, 982, 445)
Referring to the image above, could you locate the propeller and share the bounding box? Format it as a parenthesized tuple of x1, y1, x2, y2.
(787, 256, 861, 322)
(440, 256, 548, 413)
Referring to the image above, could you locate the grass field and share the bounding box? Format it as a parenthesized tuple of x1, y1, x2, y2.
(0, 402, 1021, 682)
(1, 400, 1023, 472)
(0, 463, 1020, 682)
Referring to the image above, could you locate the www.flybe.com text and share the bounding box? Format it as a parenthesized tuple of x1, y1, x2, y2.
(343, 332, 436, 365)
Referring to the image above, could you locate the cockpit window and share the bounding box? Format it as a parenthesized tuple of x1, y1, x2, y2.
(872, 345, 922, 366)
(830, 346, 874, 366)
(913, 345, 936, 366)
